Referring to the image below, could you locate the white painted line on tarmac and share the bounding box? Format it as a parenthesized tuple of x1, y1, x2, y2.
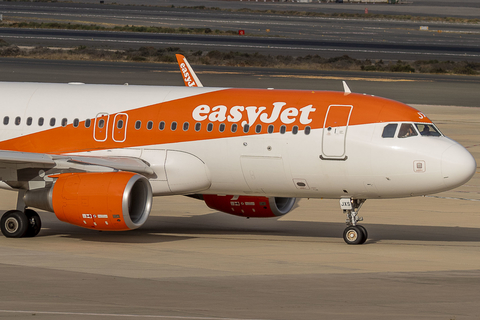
(425, 195, 480, 201)
(0, 310, 269, 320)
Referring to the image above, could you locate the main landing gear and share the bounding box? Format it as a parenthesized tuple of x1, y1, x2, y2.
(340, 198, 367, 245)
(1, 190, 42, 238)
(0, 209, 42, 238)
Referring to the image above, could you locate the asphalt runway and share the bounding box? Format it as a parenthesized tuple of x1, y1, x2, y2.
(0, 58, 479, 319)
(0, 58, 478, 107)
(46, 0, 480, 18)
(1, 2, 479, 61)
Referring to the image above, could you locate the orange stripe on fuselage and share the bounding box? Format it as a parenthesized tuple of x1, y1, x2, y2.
(0, 88, 430, 154)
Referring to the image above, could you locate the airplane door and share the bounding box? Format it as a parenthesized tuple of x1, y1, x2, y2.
(112, 113, 128, 143)
(322, 105, 352, 159)
(94, 113, 110, 142)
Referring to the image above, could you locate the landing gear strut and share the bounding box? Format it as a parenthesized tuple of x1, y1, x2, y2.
(340, 198, 367, 245)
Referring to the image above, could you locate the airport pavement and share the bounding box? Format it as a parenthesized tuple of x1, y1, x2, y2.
(55, 0, 480, 18)
(1, 2, 479, 61)
(0, 60, 479, 319)
(0, 58, 479, 107)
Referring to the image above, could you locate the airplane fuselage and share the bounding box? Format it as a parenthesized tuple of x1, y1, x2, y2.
(0, 82, 473, 199)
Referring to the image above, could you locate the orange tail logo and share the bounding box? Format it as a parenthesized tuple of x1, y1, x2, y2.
(176, 54, 203, 88)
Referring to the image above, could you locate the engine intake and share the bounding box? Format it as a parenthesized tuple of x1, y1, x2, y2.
(24, 172, 152, 231)
(203, 195, 296, 218)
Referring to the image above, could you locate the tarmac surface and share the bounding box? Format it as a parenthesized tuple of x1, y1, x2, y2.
(48, 0, 480, 18)
(0, 58, 479, 107)
(0, 59, 479, 319)
(1, 1, 479, 61)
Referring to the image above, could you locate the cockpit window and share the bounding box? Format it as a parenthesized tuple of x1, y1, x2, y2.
(398, 123, 418, 138)
(382, 123, 398, 138)
(415, 123, 442, 137)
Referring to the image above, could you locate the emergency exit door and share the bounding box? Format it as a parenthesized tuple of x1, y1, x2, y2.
(93, 113, 110, 142)
(113, 113, 128, 143)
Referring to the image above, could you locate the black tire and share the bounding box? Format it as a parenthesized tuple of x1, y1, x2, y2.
(343, 226, 366, 245)
(357, 225, 368, 244)
(24, 209, 42, 238)
(1, 210, 29, 238)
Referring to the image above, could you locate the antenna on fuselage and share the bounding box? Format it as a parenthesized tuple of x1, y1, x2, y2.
(342, 81, 351, 95)
(176, 54, 203, 88)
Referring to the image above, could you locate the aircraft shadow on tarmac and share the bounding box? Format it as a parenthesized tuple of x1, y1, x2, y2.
(29, 211, 480, 244)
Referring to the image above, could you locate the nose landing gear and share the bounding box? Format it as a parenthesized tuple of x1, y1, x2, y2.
(340, 198, 367, 245)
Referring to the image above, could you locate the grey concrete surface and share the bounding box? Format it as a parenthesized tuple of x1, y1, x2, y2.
(0, 59, 479, 319)
(1, 1, 479, 61)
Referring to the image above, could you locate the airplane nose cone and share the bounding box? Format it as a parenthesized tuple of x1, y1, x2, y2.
(442, 144, 476, 189)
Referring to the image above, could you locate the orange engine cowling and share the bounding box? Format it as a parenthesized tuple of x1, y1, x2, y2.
(24, 172, 152, 231)
(203, 195, 296, 218)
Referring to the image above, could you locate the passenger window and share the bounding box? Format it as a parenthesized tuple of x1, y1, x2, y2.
(398, 123, 418, 138)
(243, 124, 250, 133)
(98, 119, 105, 129)
(415, 123, 441, 137)
(268, 125, 274, 134)
(147, 121, 153, 130)
(255, 124, 262, 133)
(280, 125, 286, 134)
(171, 122, 177, 131)
(50, 118, 56, 127)
(61, 118, 67, 127)
(15, 117, 21, 126)
(135, 121, 141, 130)
(117, 119, 124, 129)
(292, 126, 298, 135)
(38, 117, 44, 126)
(183, 122, 189, 131)
(382, 123, 398, 138)
(207, 123, 213, 132)
(3, 116, 9, 125)
(195, 123, 201, 132)
(231, 123, 237, 133)
(159, 121, 165, 131)
(219, 123, 225, 132)
(305, 126, 311, 135)
(73, 118, 79, 128)
(85, 119, 91, 128)
(26, 117, 32, 126)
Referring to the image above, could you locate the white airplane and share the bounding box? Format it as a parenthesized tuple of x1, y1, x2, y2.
(0, 55, 475, 244)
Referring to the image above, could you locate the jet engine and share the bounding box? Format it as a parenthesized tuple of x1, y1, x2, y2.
(203, 195, 296, 218)
(24, 172, 152, 231)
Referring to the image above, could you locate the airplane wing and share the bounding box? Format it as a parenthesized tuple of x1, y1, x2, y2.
(0, 150, 154, 183)
(175, 54, 203, 87)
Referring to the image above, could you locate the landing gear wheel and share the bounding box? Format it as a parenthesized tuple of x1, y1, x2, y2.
(357, 225, 368, 244)
(24, 209, 41, 238)
(343, 226, 366, 245)
(1, 210, 29, 238)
